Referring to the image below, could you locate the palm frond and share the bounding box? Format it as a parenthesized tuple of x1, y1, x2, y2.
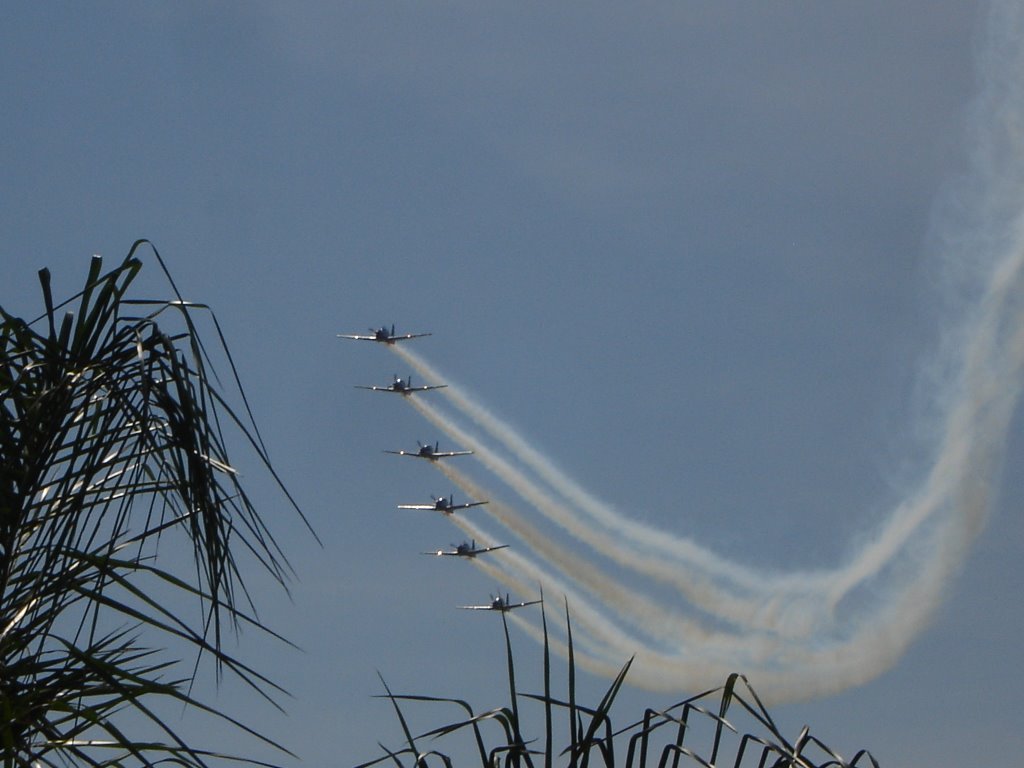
(1, 245, 309, 767)
(358, 604, 879, 768)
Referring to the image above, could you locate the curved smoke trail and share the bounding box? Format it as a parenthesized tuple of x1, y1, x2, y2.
(377, 0, 1024, 702)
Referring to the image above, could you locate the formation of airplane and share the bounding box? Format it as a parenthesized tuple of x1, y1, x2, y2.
(458, 593, 542, 612)
(355, 374, 446, 395)
(385, 440, 473, 461)
(337, 324, 431, 344)
(423, 539, 509, 558)
(346, 323, 539, 614)
(397, 494, 488, 514)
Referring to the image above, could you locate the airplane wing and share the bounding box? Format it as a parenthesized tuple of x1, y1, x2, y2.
(457, 598, 540, 611)
(422, 543, 508, 557)
(397, 504, 438, 511)
(390, 332, 431, 341)
(383, 448, 469, 458)
(336, 333, 376, 341)
(354, 384, 446, 393)
(448, 500, 488, 511)
(507, 599, 542, 609)
(336, 332, 431, 342)
(476, 544, 509, 555)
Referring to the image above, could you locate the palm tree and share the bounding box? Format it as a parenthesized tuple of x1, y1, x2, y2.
(1, 241, 312, 768)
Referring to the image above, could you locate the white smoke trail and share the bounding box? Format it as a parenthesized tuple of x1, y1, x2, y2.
(439, 434, 962, 698)
(435, 461, 754, 651)
(395, 346, 782, 588)
(439, 497, 665, 669)
(400, 365, 829, 637)
(404, 401, 849, 675)
(375, 0, 1024, 701)
(405, 465, 662, 662)
(441, 458, 918, 691)
(391, 221, 1024, 697)
(827, 239, 1024, 608)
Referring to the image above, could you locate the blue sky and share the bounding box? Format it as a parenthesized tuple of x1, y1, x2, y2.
(3, 2, 1023, 765)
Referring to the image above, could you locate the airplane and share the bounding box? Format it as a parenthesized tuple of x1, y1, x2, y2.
(422, 539, 509, 558)
(397, 494, 488, 514)
(337, 324, 431, 344)
(354, 374, 446, 395)
(458, 593, 542, 612)
(384, 440, 473, 461)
